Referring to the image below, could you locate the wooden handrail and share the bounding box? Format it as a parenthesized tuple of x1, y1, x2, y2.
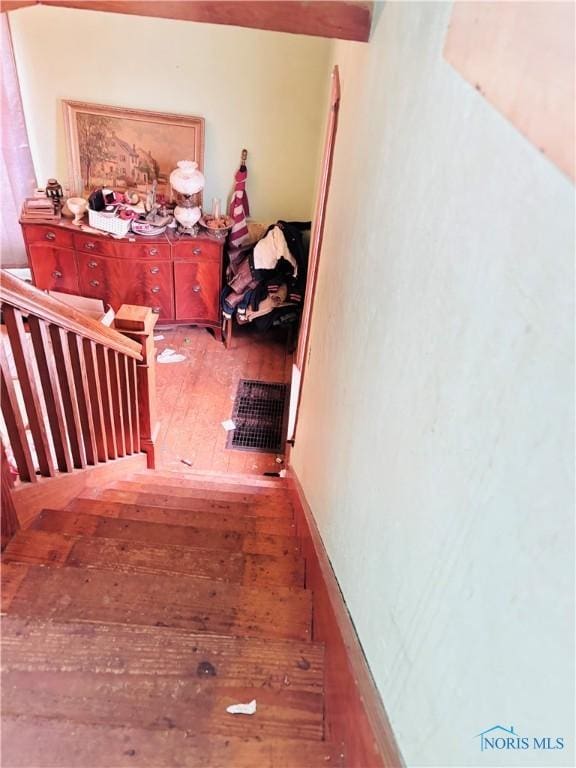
(0, 271, 142, 360)
(0, 273, 158, 540)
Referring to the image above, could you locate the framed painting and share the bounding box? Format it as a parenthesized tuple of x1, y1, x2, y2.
(62, 101, 205, 200)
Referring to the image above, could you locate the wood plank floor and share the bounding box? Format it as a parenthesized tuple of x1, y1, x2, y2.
(154, 325, 291, 476)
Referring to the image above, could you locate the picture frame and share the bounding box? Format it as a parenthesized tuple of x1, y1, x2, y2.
(62, 101, 205, 201)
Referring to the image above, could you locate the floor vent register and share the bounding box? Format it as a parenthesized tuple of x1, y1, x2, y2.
(227, 380, 289, 454)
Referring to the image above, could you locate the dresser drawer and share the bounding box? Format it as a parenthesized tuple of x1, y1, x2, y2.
(126, 260, 173, 315)
(173, 239, 221, 263)
(78, 253, 173, 320)
(74, 233, 170, 261)
(77, 253, 108, 301)
(23, 224, 74, 248)
(174, 261, 220, 323)
(29, 245, 79, 294)
(73, 233, 116, 257)
(122, 241, 170, 260)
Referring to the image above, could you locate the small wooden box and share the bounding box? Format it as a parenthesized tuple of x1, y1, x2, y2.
(114, 304, 153, 332)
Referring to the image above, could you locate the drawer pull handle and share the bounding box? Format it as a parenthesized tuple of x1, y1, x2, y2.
(193, 285, 201, 293)
(151, 286, 161, 294)
(192, 247, 201, 256)
(89, 279, 100, 287)
(152, 307, 160, 314)
(88, 260, 98, 269)
(51, 270, 62, 278)
(148, 248, 159, 256)
(85, 242, 96, 250)
(150, 266, 160, 275)
(45, 232, 56, 241)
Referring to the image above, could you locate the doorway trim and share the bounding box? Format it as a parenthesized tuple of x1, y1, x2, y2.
(287, 64, 341, 442)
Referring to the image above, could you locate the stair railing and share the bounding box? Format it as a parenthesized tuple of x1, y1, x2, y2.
(0, 272, 158, 528)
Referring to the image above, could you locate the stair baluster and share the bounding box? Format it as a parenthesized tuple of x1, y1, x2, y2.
(0, 271, 157, 547)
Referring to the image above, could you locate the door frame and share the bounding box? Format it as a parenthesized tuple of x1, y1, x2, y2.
(287, 64, 341, 443)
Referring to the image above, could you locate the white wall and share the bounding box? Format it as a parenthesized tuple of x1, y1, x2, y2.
(292, 3, 574, 766)
(8, 5, 331, 223)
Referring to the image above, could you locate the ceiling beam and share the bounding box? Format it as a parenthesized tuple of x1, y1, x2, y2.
(2, 0, 372, 42)
(1, 1, 37, 10)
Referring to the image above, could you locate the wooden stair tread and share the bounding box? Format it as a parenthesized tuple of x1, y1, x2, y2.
(131, 470, 291, 498)
(137, 467, 290, 489)
(79, 486, 253, 516)
(66, 496, 294, 536)
(3, 670, 323, 740)
(1, 716, 344, 767)
(1, 616, 323, 688)
(89, 488, 292, 520)
(104, 481, 293, 517)
(30, 508, 299, 558)
(1, 563, 312, 641)
(4, 529, 304, 588)
(0, 467, 341, 765)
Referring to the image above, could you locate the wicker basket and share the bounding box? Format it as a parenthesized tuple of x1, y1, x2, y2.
(88, 209, 131, 237)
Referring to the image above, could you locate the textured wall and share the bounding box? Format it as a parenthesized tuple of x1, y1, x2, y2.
(8, 5, 331, 223)
(292, 3, 574, 765)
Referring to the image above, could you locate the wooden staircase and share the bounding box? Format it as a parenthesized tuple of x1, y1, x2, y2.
(1, 470, 344, 767)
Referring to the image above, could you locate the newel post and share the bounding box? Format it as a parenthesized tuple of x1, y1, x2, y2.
(114, 305, 159, 469)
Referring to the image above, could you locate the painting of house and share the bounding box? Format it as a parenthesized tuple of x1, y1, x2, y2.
(65, 102, 204, 198)
(86, 134, 160, 190)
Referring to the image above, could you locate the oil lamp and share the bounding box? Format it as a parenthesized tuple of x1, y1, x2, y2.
(169, 160, 205, 234)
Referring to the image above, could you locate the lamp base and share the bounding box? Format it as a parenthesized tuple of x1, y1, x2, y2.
(175, 223, 200, 237)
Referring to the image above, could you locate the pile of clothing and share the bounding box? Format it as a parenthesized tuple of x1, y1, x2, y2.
(222, 221, 310, 333)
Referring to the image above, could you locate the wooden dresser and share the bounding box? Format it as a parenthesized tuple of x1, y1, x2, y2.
(20, 221, 225, 341)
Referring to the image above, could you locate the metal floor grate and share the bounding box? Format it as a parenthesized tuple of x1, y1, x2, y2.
(227, 379, 289, 453)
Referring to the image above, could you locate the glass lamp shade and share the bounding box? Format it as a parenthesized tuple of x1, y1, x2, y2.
(169, 160, 205, 196)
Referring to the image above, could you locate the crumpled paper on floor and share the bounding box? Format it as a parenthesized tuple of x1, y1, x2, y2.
(226, 699, 257, 715)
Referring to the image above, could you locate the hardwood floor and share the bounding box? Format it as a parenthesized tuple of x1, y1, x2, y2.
(153, 324, 291, 475)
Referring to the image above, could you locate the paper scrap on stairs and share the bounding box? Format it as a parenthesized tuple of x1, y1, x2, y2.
(226, 699, 257, 716)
